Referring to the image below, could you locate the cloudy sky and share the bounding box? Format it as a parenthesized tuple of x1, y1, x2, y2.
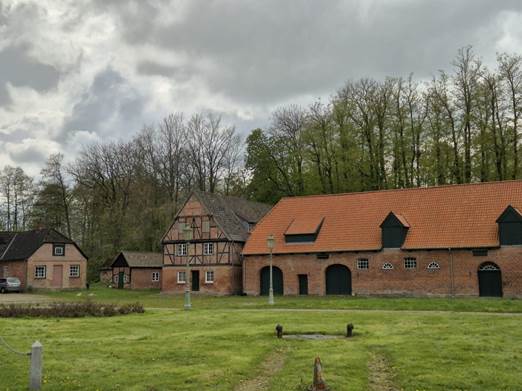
(2, 0, 522, 176)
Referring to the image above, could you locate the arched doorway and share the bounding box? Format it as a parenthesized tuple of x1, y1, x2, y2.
(325, 264, 351, 295)
(260, 266, 284, 295)
(478, 262, 503, 297)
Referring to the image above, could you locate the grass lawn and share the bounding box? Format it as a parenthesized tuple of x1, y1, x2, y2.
(1, 287, 521, 390)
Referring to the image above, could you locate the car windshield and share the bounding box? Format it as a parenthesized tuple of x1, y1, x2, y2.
(7, 277, 20, 283)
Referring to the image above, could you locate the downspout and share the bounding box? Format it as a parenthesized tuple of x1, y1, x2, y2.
(448, 248, 455, 297)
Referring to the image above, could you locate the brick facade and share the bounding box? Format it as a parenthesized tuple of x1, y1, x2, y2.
(162, 265, 242, 295)
(0, 260, 28, 288)
(243, 247, 522, 297)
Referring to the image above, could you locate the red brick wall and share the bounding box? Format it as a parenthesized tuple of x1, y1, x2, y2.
(243, 247, 522, 297)
(162, 265, 242, 295)
(130, 268, 162, 289)
(0, 261, 27, 288)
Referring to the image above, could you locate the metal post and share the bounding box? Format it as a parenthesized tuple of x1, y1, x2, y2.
(268, 246, 274, 305)
(29, 341, 42, 390)
(184, 251, 191, 310)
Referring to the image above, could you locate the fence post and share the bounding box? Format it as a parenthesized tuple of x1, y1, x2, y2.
(29, 341, 42, 390)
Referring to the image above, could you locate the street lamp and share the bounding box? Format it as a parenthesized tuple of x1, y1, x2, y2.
(267, 234, 275, 305)
(183, 225, 192, 310)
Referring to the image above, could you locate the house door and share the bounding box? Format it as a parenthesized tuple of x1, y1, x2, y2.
(260, 266, 284, 295)
(325, 264, 351, 295)
(298, 274, 308, 295)
(52, 265, 63, 288)
(118, 272, 125, 289)
(478, 263, 502, 297)
(191, 270, 200, 291)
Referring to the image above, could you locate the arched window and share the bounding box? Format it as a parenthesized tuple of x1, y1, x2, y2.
(427, 261, 440, 270)
(382, 262, 394, 270)
(479, 263, 499, 271)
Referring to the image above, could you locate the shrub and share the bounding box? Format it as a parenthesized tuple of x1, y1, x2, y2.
(0, 301, 144, 318)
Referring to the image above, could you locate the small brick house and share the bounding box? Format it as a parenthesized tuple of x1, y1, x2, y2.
(243, 181, 522, 298)
(161, 191, 271, 295)
(109, 251, 162, 289)
(0, 228, 87, 290)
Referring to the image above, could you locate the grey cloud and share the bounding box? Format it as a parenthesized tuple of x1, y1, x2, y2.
(0, 44, 60, 106)
(111, 0, 522, 104)
(62, 67, 145, 137)
(9, 142, 49, 164)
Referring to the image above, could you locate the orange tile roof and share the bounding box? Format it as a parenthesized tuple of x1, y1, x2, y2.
(243, 180, 522, 255)
(285, 217, 324, 235)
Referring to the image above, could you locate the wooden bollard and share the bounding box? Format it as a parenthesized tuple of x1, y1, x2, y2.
(346, 323, 354, 338)
(310, 357, 329, 391)
(275, 324, 283, 338)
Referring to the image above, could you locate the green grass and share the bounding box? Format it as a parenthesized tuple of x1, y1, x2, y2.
(1, 287, 522, 390)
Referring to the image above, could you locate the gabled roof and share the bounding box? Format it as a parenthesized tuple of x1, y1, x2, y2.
(112, 251, 163, 268)
(0, 228, 84, 261)
(243, 180, 522, 255)
(165, 191, 272, 242)
(496, 205, 522, 223)
(380, 212, 410, 228)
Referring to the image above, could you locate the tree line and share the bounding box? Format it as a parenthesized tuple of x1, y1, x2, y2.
(1, 47, 521, 278)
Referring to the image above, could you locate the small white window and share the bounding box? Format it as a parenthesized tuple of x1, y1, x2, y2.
(205, 270, 214, 283)
(69, 265, 80, 278)
(35, 265, 46, 279)
(152, 271, 160, 281)
(404, 258, 417, 269)
(203, 242, 214, 255)
(357, 258, 369, 270)
(177, 271, 186, 283)
(177, 243, 188, 256)
(382, 262, 394, 270)
(53, 244, 65, 256)
(427, 261, 440, 271)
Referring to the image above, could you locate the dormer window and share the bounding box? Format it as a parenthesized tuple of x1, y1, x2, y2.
(380, 212, 409, 248)
(284, 217, 324, 243)
(496, 205, 522, 245)
(53, 244, 65, 256)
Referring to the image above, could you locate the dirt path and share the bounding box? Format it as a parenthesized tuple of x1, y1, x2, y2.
(234, 348, 287, 391)
(368, 352, 398, 391)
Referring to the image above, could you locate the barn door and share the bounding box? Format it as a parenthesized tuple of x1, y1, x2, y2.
(191, 270, 200, 291)
(325, 264, 351, 295)
(118, 272, 124, 289)
(260, 266, 283, 295)
(478, 263, 502, 297)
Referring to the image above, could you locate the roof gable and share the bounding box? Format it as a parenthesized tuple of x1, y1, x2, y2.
(243, 181, 522, 255)
(380, 212, 410, 228)
(496, 205, 522, 223)
(112, 251, 162, 268)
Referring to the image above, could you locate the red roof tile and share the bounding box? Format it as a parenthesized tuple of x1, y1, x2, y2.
(285, 217, 324, 235)
(243, 181, 522, 255)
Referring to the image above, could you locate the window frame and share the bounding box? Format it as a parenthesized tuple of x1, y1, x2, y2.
(356, 258, 369, 270)
(35, 265, 47, 279)
(152, 271, 160, 282)
(404, 257, 417, 270)
(382, 262, 394, 270)
(205, 270, 214, 284)
(176, 243, 188, 256)
(427, 261, 440, 271)
(53, 244, 65, 257)
(203, 242, 214, 255)
(69, 264, 80, 278)
(177, 271, 187, 284)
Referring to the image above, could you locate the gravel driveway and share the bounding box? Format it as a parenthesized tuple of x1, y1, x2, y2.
(0, 293, 53, 305)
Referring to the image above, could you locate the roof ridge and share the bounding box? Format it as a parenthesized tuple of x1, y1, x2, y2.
(279, 179, 522, 201)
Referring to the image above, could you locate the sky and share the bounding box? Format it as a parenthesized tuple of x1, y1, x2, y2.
(1, 0, 522, 176)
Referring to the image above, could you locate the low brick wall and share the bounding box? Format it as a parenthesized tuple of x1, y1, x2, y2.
(243, 247, 522, 297)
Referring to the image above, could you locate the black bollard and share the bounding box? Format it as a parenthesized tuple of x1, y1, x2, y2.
(346, 323, 354, 338)
(276, 324, 283, 338)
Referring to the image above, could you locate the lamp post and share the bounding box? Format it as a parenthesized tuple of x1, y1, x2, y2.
(267, 234, 275, 305)
(183, 225, 192, 310)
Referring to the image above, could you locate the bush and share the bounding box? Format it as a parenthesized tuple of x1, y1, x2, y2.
(0, 301, 145, 318)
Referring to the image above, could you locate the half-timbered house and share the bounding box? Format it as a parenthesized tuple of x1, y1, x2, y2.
(161, 191, 271, 295)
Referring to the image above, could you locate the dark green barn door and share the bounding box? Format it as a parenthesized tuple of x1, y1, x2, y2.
(325, 264, 351, 295)
(260, 266, 283, 295)
(191, 270, 200, 291)
(298, 274, 308, 295)
(478, 263, 502, 297)
(118, 272, 124, 289)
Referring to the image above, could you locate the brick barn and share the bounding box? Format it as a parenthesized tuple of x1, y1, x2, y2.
(0, 228, 88, 290)
(161, 191, 271, 295)
(242, 181, 522, 298)
(109, 251, 162, 289)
